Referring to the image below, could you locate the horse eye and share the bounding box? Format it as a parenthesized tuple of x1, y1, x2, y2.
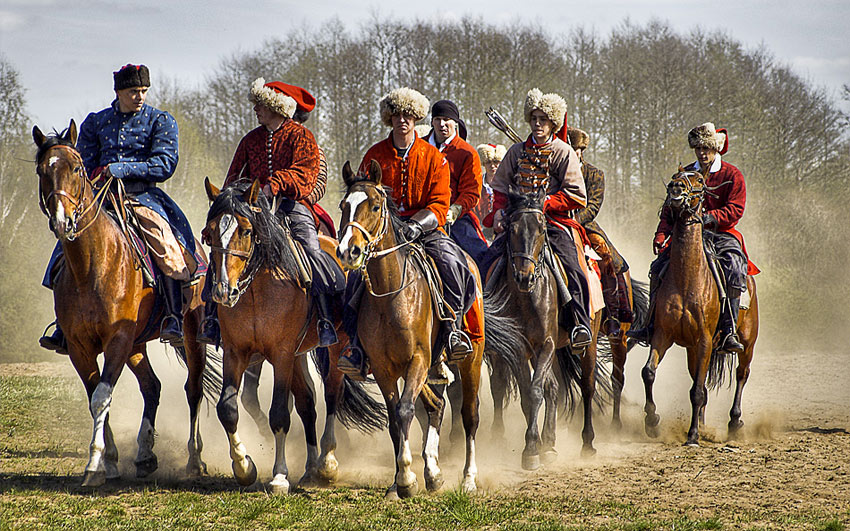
(243, 228, 252, 236)
(372, 204, 380, 212)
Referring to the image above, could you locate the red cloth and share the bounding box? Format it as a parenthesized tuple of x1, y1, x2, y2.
(267, 82, 316, 112)
(442, 135, 483, 214)
(224, 120, 319, 201)
(311, 203, 336, 239)
(359, 133, 451, 225)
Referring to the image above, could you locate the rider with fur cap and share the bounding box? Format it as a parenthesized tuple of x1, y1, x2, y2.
(482, 88, 593, 350)
(474, 143, 506, 241)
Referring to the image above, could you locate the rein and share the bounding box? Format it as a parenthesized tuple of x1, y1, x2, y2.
(506, 206, 546, 291)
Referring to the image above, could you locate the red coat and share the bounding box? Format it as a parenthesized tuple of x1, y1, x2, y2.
(441, 135, 483, 215)
(360, 133, 451, 225)
(224, 120, 319, 202)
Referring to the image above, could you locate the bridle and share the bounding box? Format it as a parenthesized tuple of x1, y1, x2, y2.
(665, 171, 707, 224)
(506, 206, 547, 291)
(206, 211, 258, 302)
(38, 144, 111, 241)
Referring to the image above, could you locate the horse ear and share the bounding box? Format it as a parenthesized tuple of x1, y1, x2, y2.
(246, 179, 262, 205)
(678, 164, 684, 173)
(369, 159, 382, 185)
(342, 161, 355, 188)
(65, 119, 78, 145)
(204, 176, 220, 201)
(32, 126, 46, 148)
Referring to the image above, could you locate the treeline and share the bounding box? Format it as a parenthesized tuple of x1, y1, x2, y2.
(1, 18, 849, 361)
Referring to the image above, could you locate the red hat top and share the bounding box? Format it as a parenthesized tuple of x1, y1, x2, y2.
(264, 81, 316, 112)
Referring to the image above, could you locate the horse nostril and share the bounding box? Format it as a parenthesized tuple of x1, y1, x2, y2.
(350, 246, 361, 258)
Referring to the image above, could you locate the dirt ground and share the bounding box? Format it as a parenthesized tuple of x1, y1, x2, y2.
(4, 332, 848, 523)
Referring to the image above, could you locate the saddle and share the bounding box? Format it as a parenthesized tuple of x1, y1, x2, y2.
(406, 243, 456, 325)
(276, 212, 313, 291)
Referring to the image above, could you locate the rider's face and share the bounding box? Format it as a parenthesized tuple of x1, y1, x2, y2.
(529, 110, 554, 143)
(391, 112, 415, 136)
(694, 146, 717, 168)
(431, 116, 457, 144)
(115, 86, 148, 113)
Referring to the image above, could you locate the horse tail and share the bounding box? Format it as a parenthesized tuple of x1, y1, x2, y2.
(707, 349, 736, 391)
(553, 346, 615, 418)
(311, 348, 387, 433)
(482, 285, 529, 402)
(172, 344, 224, 404)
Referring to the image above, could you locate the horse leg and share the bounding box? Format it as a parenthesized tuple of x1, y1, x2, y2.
(522, 337, 555, 471)
(216, 350, 257, 486)
(395, 360, 428, 498)
(446, 366, 464, 450)
(642, 336, 672, 439)
(374, 372, 403, 500)
(292, 355, 321, 488)
(488, 357, 509, 441)
(268, 353, 302, 494)
(82, 333, 133, 487)
(124, 345, 161, 478)
(540, 373, 558, 464)
(579, 340, 598, 457)
(317, 345, 343, 484)
(458, 346, 482, 492)
(416, 384, 446, 493)
(728, 343, 753, 437)
(685, 339, 712, 446)
(610, 335, 628, 430)
(182, 306, 210, 477)
(242, 355, 273, 441)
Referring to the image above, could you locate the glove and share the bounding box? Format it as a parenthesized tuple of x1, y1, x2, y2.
(653, 233, 668, 255)
(493, 209, 506, 234)
(701, 213, 717, 230)
(446, 204, 462, 225)
(402, 219, 423, 241)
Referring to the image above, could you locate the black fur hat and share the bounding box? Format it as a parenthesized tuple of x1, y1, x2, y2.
(113, 64, 150, 90)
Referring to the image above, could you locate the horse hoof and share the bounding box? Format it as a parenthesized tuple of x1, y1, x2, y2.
(385, 485, 400, 501)
(396, 481, 418, 499)
(81, 470, 106, 488)
(541, 448, 558, 465)
(611, 418, 623, 431)
(186, 459, 208, 478)
(317, 456, 339, 484)
(233, 456, 258, 486)
(135, 456, 159, 478)
(425, 473, 444, 492)
(299, 471, 320, 488)
(581, 445, 597, 458)
(683, 440, 700, 447)
(521, 453, 540, 471)
(728, 419, 744, 435)
(461, 477, 477, 493)
(269, 474, 290, 495)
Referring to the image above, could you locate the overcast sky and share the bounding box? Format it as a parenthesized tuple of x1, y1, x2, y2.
(2, 0, 848, 129)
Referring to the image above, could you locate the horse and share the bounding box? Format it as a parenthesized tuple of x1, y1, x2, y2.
(484, 185, 608, 466)
(336, 161, 524, 498)
(203, 177, 384, 493)
(33, 121, 220, 487)
(641, 168, 759, 445)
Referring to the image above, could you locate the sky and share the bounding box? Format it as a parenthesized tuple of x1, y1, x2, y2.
(1, 0, 848, 129)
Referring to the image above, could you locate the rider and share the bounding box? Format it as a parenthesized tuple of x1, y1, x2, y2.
(628, 122, 753, 354)
(481, 88, 592, 350)
(40, 63, 194, 352)
(422, 99, 489, 267)
(473, 143, 506, 242)
(205, 78, 344, 348)
(568, 127, 633, 337)
(337, 87, 477, 381)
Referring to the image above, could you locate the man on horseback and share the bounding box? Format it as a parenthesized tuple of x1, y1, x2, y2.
(202, 78, 345, 348)
(628, 122, 751, 354)
(337, 87, 477, 380)
(482, 88, 593, 349)
(421, 99, 489, 267)
(40, 64, 194, 351)
(568, 127, 633, 337)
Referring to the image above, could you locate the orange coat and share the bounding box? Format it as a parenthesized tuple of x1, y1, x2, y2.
(359, 133, 451, 225)
(441, 135, 483, 214)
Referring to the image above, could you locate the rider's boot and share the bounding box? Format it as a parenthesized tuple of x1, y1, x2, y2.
(626, 271, 659, 346)
(718, 296, 744, 354)
(39, 321, 68, 355)
(446, 315, 473, 364)
(315, 293, 339, 347)
(601, 273, 622, 338)
(337, 338, 369, 382)
(159, 277, 184, 346)
(196, 300, 220, 346)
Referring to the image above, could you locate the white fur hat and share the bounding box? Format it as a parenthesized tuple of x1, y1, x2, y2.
(477, 143, 507, 164)
(524, 88, 567, 131)
(688, 122, 728, 153)
(379, 87, 430, 127)
(249, 78, 297, 118)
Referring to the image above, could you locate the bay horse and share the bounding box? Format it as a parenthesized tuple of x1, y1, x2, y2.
(484, 186, 606, 466)
(336, 161, 523, 498)
(203, 177, 384, 493)
(33, 121, 220, 487)
(641, 168, 758, 445)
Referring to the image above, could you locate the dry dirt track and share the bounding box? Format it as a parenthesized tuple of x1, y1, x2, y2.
(4, 337, 849, 524)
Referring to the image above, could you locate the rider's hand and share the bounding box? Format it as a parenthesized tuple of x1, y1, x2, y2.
(446, 204, 462, 225)
(701, 213, 717, 230)
(493, 209, 506, 234)
(653, 233, 668, 255)
(402, 219, 423, 241)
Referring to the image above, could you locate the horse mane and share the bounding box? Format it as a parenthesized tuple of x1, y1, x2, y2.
(35, 127, 76, 165)
(504, 186, 546, 218)
(206, 179, 300, 279)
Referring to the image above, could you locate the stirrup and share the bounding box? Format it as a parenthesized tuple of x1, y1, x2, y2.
(317, 318, 339, 347)
(39, 321, 68, 355)
(719, 331, 744, 355)
(604, 317, 622, 338)
(338, 344, 369, 382)
(196, 316, 220, 346)
(447, 329, 473, 363)
(159, 315, 184, 346)
(570, 325, 592, 353)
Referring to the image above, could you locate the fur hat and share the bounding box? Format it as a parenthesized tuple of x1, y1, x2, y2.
(379, 87, 429, 127)
(113, 64, 150, 90)
(477, 143, 507, 164)
(688, 122, 728, 154)
(249, 78, 297, 119)
(524, 88, 567, 131)
(567, 127, 589, 150)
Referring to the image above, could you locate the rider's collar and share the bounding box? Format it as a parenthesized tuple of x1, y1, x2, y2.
(693, 154, 722, 174)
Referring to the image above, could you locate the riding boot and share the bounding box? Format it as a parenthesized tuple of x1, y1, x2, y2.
(719, 296, 744, 354)
(626, 271, 659, 346)
(159, 277, 184, 345)
(315, 293, 339, 347)
(196, 300, 220, 346)
(337, 337, 369, 381)
(616, 272, 634, 324)
(39, 321, 68, 355)
(601, 274, 622, 338)
(446, 315, 473, 364)
(570, 303, 593, 354)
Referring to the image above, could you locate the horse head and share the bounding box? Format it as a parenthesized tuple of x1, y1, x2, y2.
(337, 160, 391, 270)
(33, 120, 90, 241)
(505, 184, 548, 292)
(665, 165, 706, 221)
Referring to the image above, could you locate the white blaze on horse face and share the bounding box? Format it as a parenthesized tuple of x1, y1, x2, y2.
(218, 214, 237, 284)
(338, 191, 368, 253)
(48, 156, 59, 167)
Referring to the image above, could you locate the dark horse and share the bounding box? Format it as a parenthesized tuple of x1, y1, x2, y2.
(33, 121, 219, 487)
(204, 177, 384, 493)
(642, 168, 759, 445)
(485, 186, 607, 466)
(336, 161, 524, 497)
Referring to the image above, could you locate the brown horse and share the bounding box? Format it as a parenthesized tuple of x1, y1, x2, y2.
(203, 177, 383, 493)
(33, 121, 219, 487)
(484, 186, 607, 466)
(641, 168, 759, 445)
(336, 161, 502, 498)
